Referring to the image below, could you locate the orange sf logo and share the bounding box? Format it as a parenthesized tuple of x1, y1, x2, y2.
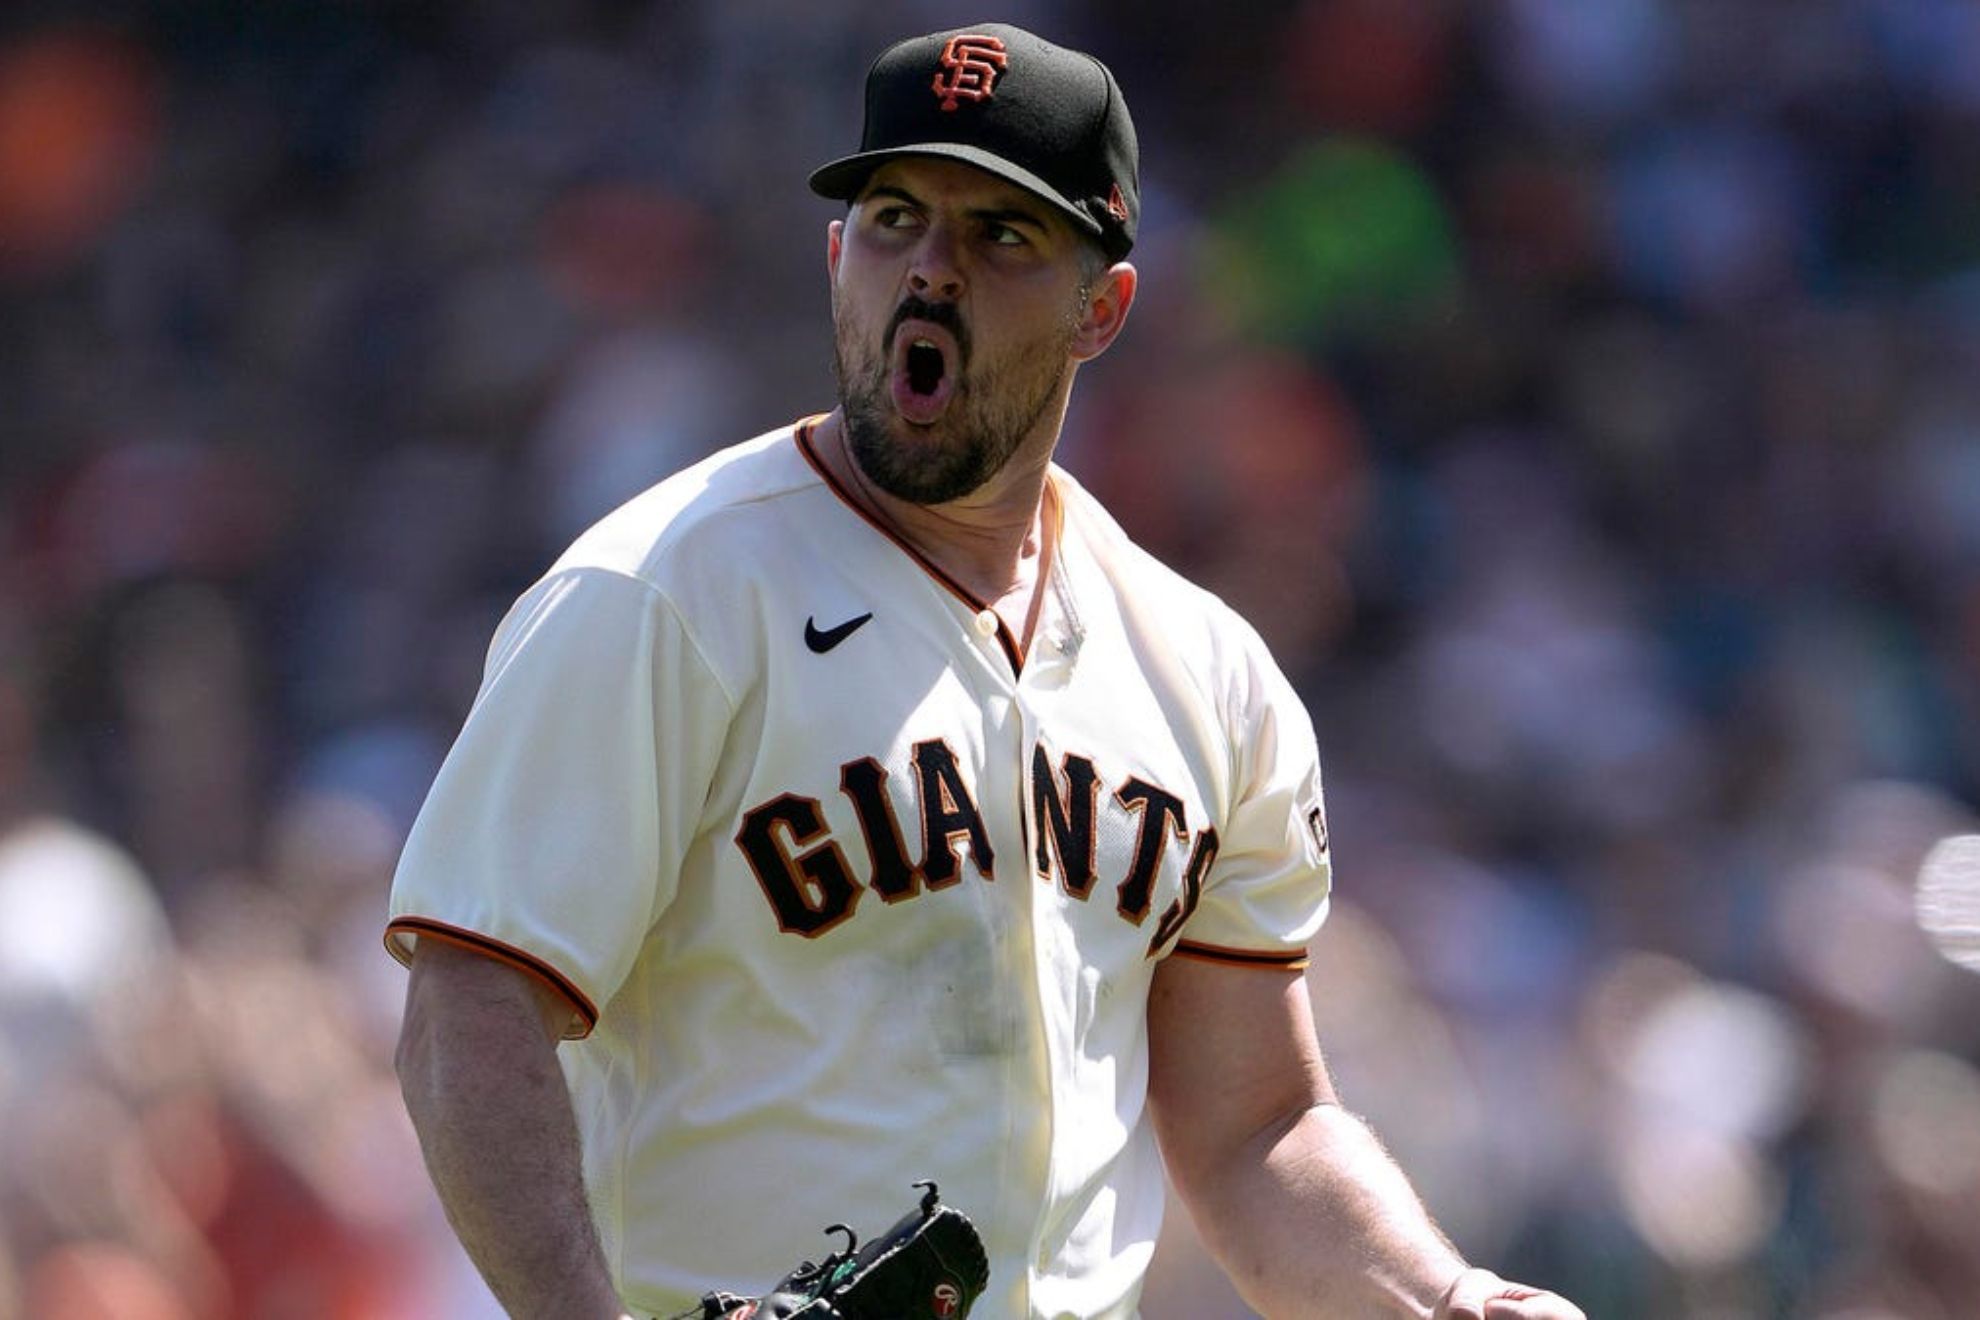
(932, 35, 1008, 111)
(932, 1281, 963, 1316)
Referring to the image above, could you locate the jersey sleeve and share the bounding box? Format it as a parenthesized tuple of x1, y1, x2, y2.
(384, 566, 732, 1037)
(1169, 624, 1332, 970)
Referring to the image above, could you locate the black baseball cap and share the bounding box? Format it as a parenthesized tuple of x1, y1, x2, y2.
(809, 23, 1140, 262)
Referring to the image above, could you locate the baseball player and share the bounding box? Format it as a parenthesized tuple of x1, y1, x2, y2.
(388, 22, 1584, 1320)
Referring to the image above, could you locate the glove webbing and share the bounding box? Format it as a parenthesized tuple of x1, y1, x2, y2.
(671, 1182, 987, 1320)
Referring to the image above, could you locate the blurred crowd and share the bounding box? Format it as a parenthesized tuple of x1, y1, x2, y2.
(4, 2, 1980, 1317)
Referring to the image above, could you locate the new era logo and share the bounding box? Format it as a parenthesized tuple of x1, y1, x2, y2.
(932, 34, 1008, 111)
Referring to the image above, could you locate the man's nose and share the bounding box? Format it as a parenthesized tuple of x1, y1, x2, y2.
(906, 225, 964, 300)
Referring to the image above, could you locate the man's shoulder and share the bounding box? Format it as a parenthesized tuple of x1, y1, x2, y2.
(548, 420, 823, 588)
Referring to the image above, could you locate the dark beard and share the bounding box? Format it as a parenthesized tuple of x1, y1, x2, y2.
(837, 379, 1015, 505)
(832, 299, 1079, 506)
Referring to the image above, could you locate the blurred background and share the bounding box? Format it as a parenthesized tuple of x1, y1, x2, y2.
(4, 1, 1980, 1316)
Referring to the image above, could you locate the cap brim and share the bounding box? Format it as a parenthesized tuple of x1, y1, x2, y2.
(808, 143, 1103, 242)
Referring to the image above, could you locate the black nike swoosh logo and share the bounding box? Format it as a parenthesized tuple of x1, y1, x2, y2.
(805, 612, 873, 654)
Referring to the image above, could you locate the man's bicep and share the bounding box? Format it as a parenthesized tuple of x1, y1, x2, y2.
(1146, 955, 1337, 1185)
(402, 933, 586, 1046)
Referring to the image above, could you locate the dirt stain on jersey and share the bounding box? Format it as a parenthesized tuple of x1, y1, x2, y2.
(886, 921, 1016, 1064)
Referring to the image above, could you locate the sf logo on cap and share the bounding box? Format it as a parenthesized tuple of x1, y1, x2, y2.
(932, 35, 1008, 111)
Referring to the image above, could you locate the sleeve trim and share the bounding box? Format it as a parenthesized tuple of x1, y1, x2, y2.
(384, 916, 600, 1040)
(1170, 939, 1310, 971)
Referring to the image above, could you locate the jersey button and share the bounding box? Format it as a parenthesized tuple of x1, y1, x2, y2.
(973, 608, 999, 637)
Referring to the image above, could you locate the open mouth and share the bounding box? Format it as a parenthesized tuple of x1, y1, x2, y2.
(906, 340, 944, 397)
(889, 323, 958, 425)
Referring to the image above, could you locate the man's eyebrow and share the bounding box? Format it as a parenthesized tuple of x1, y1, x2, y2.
(970, 204, 1050, 232)
(858, 184, 923, 209)
(857, 183, 1053, 232)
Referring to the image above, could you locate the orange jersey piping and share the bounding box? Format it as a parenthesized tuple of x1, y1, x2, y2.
(1170, 939, 1311, 971)
(385, 916, 600, 1040)
(794, 418, 1039, 675)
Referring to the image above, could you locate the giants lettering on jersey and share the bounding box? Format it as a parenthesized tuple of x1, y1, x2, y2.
(734, 739, 1211, 952)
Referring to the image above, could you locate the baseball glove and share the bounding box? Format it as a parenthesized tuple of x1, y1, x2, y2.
(683, 1181, 988, 1320)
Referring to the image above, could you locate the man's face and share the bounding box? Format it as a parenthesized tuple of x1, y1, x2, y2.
(828, 156, 1099, 506)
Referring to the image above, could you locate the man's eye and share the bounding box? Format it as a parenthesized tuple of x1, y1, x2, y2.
(877, 207, 918, 228)
(986, 222, 1027, 246)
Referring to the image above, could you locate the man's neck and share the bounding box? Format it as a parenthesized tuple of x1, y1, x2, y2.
(811, 409, 1054, 615)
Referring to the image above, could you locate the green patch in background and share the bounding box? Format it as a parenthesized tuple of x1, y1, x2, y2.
(1207, 135, 1461, 346)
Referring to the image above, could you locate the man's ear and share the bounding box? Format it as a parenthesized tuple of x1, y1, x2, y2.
(1072, 262, 1138, 363)
(827, 218, 844, 283)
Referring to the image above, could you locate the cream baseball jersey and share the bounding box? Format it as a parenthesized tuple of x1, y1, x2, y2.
(385, 419, 1332, 1319)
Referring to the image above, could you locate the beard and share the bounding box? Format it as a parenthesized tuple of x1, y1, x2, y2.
(832, 291, 1084, 506)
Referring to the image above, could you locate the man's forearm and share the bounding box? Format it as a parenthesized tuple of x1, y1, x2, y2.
(397, 945, 624, 1320)
(1184, 1100, 1466, 1319)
